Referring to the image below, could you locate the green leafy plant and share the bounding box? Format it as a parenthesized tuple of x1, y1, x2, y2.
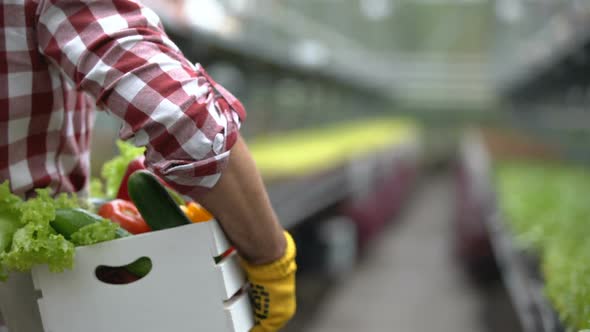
(0, 181, 124, 281)
(94, 140, 145, 198)
(497, 162, 590, 330)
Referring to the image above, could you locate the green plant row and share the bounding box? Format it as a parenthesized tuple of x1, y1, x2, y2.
(497, 161, 590, 331)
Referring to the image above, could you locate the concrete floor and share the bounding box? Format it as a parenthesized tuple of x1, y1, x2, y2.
(294, 175, 521, 332)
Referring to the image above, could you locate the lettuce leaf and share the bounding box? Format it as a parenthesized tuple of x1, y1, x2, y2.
(101, 140, 145, 198)
(0, 182, 23, 279)
(90, 178, 105, 199)
(70, 219, 119, 246)
(0, 181, 22, 251)
(0, 223, 75, 274)
(0, 185, 80, 281)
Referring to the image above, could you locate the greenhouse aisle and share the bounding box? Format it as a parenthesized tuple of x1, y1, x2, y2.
(301, 175, 521, 332)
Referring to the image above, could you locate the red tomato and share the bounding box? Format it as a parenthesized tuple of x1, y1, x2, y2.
(99, 199, 151, 234)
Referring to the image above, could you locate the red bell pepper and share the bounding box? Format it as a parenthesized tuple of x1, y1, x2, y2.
(98, 199, 151, 234)
(116, 156, 179, 202)
(116, 156, 147, 201)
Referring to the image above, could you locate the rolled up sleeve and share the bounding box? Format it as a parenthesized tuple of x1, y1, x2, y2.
(36, 0, 246, 198)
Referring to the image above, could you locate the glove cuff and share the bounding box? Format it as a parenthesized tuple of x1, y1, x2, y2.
(240, 231, 297, 281)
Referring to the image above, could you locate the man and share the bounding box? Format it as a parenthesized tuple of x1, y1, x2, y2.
(0, 1, 296, 331)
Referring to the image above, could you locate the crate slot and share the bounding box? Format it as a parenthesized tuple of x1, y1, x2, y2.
(224, 290, 254, 332)
(216, 251, 247, 301)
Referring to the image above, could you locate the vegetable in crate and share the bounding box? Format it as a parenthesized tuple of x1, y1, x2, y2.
(51, 207, 151, 277)
(127, 170, 191, 230)
(0, 182, 78, 280)
(52, 208, 129, 244)
(98, 199, 151, 234)
(115, 155, 184, 205)
(180, 202, 213, 223)
(94, 140, 146, 199)
(92, 140, 185, 204)
(126, 170, 232, 264)
(116, 156, 147, 201)
(0, 181, 149, 281)
(0, 183, 21, 254)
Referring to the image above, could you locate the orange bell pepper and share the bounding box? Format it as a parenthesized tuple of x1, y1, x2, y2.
(180, 202, 213, 223)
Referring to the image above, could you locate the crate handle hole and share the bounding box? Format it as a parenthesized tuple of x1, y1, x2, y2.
(95, 257, 152, 285)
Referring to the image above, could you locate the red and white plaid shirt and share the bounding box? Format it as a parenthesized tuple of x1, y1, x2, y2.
(0, 0, 245, 198)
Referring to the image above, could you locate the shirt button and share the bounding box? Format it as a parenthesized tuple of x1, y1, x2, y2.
(213, 133, 225, 155)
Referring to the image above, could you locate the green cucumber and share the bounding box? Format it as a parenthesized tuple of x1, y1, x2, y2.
(127, 170, 190, 231)
(166, 187, 186, 206)
(124, 257, 152, 277)
(51, 208, 131, 239)
(51, 208, 151, 277)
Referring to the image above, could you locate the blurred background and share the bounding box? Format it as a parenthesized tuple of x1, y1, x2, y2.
(90, 1, 590, 331)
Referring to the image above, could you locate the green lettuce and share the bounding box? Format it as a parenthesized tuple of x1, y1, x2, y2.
(1, 223, 75, 273)
(0, 184, 80, 280)
(0, 181, 129, 281)
(0, 182, 23, 279)
(70, 219, 119, 246)
(100, 140, 145, 198)
(90, 178, 105, 199)
(0, 182, 22, 251)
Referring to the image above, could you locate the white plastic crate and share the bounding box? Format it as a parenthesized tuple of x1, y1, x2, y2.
(0, 221, 254, 332)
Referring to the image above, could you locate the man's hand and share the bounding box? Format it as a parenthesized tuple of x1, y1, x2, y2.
(197, 135, 296, 329)
(240, 232, 297, 332)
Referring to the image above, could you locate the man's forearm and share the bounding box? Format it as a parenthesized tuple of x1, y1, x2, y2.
(198, 134, 286, 265)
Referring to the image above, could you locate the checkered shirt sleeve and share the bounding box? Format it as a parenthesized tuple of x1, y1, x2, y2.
(35, 0, 246, 198)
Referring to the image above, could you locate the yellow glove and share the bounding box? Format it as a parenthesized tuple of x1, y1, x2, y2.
(240, 231, 297, 332)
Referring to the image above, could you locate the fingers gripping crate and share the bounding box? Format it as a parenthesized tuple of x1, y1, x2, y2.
(0, 221, 254, 332)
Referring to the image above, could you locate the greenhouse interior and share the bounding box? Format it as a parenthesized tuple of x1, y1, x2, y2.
(1, 0, 589, 331)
